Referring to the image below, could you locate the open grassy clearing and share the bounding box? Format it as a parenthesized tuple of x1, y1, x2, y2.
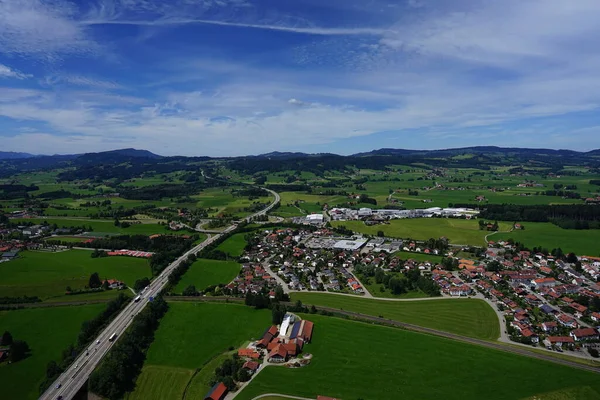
(43, 288, 132, 303)
(493, 221, 600, 256)
(127, 365, 194, 400)
(216, 232, 248, 257)
(332, 219, 512, 246)
(393, 250, 445, 263)
(193, 188, 272, 218)
(174, 258, 240, 292)
(127, 302, 270, 399)
(237, 315, 600, 400)
(145, 302, 270, 369)
(0, 250, 150, 299)
(0, 304, 106, 400)
(291, 293, 499, 340)
(361, 282, 431, 299)
(183, 353, 232, 400)
(11, 217, 190, 236)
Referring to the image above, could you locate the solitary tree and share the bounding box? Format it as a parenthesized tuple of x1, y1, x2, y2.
(9, 340, 30, 362)
(89, 272, 102, 289)
(1, 331, 13, 346)
(182, 285, 197, 296)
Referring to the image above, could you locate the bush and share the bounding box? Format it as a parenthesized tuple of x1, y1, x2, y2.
(589, 348, 599, 358)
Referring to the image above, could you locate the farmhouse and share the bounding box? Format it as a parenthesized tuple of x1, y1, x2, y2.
(268, 344, 289, 363)
(204, 382, 228, 400)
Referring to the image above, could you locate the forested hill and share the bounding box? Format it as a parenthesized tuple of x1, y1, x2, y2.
(1, 146, 599, 179)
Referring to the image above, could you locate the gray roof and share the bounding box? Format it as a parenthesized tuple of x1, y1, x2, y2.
(2, 251, 19, 258)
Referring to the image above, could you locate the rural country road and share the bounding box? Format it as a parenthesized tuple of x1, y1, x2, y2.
(167, 297, 600, 374)
(40, 188, 280, 400)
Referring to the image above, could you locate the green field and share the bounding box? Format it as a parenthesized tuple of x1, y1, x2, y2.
(128, 302, 270, 400)
(0, 304, 106, 400)
(332, 219, 512, 246)
(493, 222, 600, 256)
(174, 259, 240, 292)
(0, 250, 150, 299)
(193, 188, 273, 218)
(237, 315, 600, 400)
(215, 233, 248, 257)
(291, 293, 499, 340)
(11, 217, 191, 236)
(127, 365, 194, 400)
(393, 250, 445, 263)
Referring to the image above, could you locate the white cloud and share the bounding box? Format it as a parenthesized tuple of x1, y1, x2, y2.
(0, 64, 32, 79)
(0, 0, 99, 59)
(43, 74, 121, 89)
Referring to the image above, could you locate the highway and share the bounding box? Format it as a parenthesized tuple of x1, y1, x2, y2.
(40, 187, 279, 400)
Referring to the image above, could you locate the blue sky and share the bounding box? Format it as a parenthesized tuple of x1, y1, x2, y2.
(1, 0, 600, 156)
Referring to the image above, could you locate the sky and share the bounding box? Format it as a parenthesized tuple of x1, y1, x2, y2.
(1, 0, 600, 156)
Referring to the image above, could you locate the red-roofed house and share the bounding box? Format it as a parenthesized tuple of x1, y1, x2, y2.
(591, 312, 600, 322)
(570, 328, 599, 341)
(268, 344, 289, 363)
(238, 348, 261, 359)
(243, 361, 260, 373)
(204, 382, 228, 400)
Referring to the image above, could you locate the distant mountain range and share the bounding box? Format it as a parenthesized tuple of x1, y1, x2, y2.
(0, 151, 36, 160)
(0, 148, 161, 161)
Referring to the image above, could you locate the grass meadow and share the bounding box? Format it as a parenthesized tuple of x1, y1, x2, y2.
(0, 250, 150, 299)
(493, 222, 600, 256)
(291, 293, 499, 340)
(237, 315, 600, 400)
(332, 218, 512, 246)
(127, 302, 270, 400)
(174, 258, 240, 292)
(0, 304, 106, 400)
(215, 233, 248, 257)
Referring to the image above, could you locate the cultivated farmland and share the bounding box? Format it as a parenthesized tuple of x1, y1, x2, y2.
(291, 293, 499, 340)
(332, 219, 512, 246)
(237, 315, 600, 400)
(0, 304, 106, 400)
(0, 250, 150, 300)
(127, 302, 270, 400)
(174, 258, 240, 292)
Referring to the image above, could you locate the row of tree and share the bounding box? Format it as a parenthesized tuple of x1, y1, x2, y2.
(89, 297, 169, 399)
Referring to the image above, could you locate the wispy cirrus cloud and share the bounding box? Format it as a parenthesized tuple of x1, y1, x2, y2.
(43, 74, 122, 89)
(0, 64, 32, 79)
(0, 0, 100, 60)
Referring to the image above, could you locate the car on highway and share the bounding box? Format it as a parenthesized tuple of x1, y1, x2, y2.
(55, 384, 61, 389)
(96, 339, 100, 344)
(73, 364, 78, 369)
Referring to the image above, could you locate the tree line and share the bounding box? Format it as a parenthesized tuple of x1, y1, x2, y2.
(89, 296, 169, 399)
(455, 203, 600, 229)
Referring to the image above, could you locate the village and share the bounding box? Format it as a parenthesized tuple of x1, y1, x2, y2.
(219, 227, 600, 361)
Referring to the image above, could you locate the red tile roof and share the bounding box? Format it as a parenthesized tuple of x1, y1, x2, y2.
(204, 382, 228, 400)
(243, 361, 260, 371)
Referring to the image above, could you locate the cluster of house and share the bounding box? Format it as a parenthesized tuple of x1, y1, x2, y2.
(462, 243, 600, 349)
(225, 263, 278, 295)
(432, 269, 473, 296)
(328, 207, 479, 221)
(105, 249, 153, 258)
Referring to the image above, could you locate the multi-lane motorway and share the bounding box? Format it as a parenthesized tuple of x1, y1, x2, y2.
(40, 188, 279, 400)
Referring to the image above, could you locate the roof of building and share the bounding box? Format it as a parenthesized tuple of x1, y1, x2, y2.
(572, 328, 598, 337)
(547, 336, 575, 343)
(204, 382, 228, 400)
(243, 361, 260, 371)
